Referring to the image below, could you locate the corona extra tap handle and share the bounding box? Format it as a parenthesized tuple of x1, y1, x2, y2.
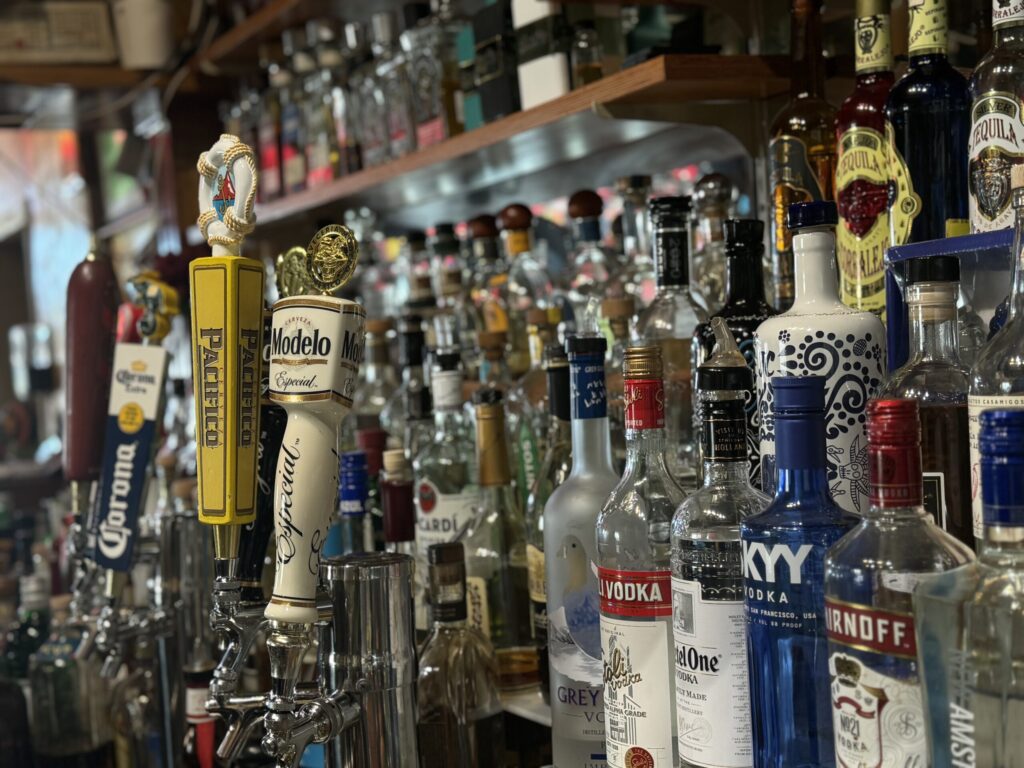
(190, 135, 264, 567)
(64, 239, 120, 520)
(265, 225, 363, 624)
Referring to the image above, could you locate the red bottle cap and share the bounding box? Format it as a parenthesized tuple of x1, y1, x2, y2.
(867, 399, 922, 508)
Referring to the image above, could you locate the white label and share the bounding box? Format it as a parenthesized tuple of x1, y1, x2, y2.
(185, 686, 214, 724)
(968, 395, 1024, 538)
(993, 0, 1024, 27)
(465, 575, 490, 637)
(672, 577, 752, 768)
(432, 370, 464, 409)
(601, 614, 675, 768)
(415, 485, 479, 556)
(969, 92, 1024, 231)
(829, 653, 927, 768)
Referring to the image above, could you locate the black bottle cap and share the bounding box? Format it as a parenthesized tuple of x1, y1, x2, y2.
(565, 335, 607, 357)
(545, 342, 568, 366)
(433, 350, 461, 371)
(473, 386, 503, 406)
(786, 201, 837, 231)
(725, 219, 764, 250)
(434, 222, 456, 237)
(406, 229, 427, 247)
(696, 364, 753, 392)
(906, 256, 960, 284)
(428, 541, 464, 565)
(399, 321, 426, 367)
(649, 196, 691, 226)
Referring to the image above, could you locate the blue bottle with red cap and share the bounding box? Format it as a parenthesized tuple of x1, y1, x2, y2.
(741, 375, 856, 768)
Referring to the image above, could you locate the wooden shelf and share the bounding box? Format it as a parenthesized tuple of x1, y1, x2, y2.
(0, 65, 146, 90)
(255, 54, 787, 228)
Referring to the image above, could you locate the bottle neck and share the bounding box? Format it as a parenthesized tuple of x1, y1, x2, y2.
(725, 248, 766, 304)
(869, 438, 924, 511)
(790, 0, 826, 99)
(570, 416, 615, 478)
(700, 397, 750, 488)
(906, 284, 961, 363)
(1011, 198, 1024, 321)
(774, 411, 832, 504)
(793, 228, 839, 304)
(477, 406, 512, 486)
(854, 11, 893, 76)
(573, 217, 602, 246)
(994, 21, 1024, 46)
(653, 222, 690, 290)
(569, 353, 615, 478)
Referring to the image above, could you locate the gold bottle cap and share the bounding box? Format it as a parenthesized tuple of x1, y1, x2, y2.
(623, 345, 663, 379)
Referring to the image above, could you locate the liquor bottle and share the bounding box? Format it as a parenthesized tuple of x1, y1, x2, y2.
(380, 315, 429, 443)
(601, 296, 635, 474)
(324, 451, 370, 557)
(280, 28, 311, 195)
(525, 342, 571, 706)
(615, 175, 657, 308)
(968, 0, 1024, 232)
(374, 11, 417, 159)
(458, 388, 534, 690)
(477, 330, 513, 392)
(741, 375, 856, 768)
(468, 214, 510, 333)
(835, 0, 895, 314)
(182, 665, 217, 768)
(969, 162, 1024, 540)
(417, 542, 505, 768)
(884, 0, 969, 245)
(405, 377, 435, 463)
(636, 196, 707, 487)
(303, 20, 340, 188)
(597, 345, 683, 768)
(824, 399, 973, 767)
(544, 335, 618, 768)
(916, 410, 1024, 768)
(356, 426, 388, 549)
(693, 220, 777, 489)
(358, 14, 395, 167)
(430, 222, 463, 286)
(672, 334, 769, 768)
(382, 448, 416, 558)
(1, 570, 50, 678)
(352, 318, 398, 431)
(880, 257, 973, 548)
(768, 0, 837, 311)
(330, 22, 367, 175)
(413, 350, 479, 633)
(690, 173, 732, 314)
(256, 45, 288, 203)
(566, 189, 617, 331)
(436, 270, 480, 367)
(755, 202, 886, 515)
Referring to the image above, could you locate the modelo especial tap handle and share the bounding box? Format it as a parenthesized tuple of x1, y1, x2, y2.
(64, 239, 120, 525)
(266, 225, 364, 625)
(190, 135, 264, 568)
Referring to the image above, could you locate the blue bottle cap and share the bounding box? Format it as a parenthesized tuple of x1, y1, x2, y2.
(771, 375, 826, 415)
(980, 410, 1024, 527)
(786, 201, 838, 232)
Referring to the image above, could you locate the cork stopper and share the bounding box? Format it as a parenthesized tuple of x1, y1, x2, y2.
(623, 345, 663, 379)
(498, 203, 532, 231)
(365, 318, 394, 335)
(468, 214, 498, 238)
(601, 296, 635, 319)
(478, 330, 507, 360)
(568, 189, 603, 219)
(440, 270, 462, 296)
(383, 448, 409, 475)
(1012, 163, 1024, 191)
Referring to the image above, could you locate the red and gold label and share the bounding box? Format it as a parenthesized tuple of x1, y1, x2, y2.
(826, 598, 917, 659)
(885, 121, 921, 246)
(598, 567, 671, 618)
(624, 378, 665, 431)
(836, 126, 890, 313)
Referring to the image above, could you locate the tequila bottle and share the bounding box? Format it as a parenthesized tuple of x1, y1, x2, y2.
(566, 189, 617, 332)
(969, 0, 1024, 232)
(525, 342, 571, 706)
(374, 11, 417, 159)
(824, 399, 973, 768)
(615, 175, 657, 308)
(469, 215, 511, 335)
(690, 173, 732, 314)
(417, 542, 505, 768)
(597, 345, 684, 768)
(380, 315, 430, 444)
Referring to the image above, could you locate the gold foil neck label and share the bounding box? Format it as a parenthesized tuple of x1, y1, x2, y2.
(908, 0, 947, 55)
(306, 224, 359, 294)
(885, 121, 921, 246)
(854, 14, 892, 73)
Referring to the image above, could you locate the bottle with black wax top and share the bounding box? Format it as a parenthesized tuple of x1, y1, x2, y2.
(884, 0, 969, 245)
(693, 220, 777, 490)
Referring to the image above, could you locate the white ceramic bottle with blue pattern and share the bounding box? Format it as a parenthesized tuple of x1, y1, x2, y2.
(754, 201, 886, 515)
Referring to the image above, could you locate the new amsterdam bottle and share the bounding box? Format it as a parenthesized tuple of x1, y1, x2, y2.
(545, 335, 619, 768)
(824, 399, 973, 767)
(673, 327, 768, 768)
(597, 345, 684, 768)
(741, 376, 856, 768)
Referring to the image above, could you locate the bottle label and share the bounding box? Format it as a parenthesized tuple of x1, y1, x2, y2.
(886, 121, 922, 246)
(836, 126, 890, 313)
(186, 685, 215, 724)
(967, 394, 1024, 538)
(826, 599, 927, 767)
(432, 370, 464, 410)
(701, 410, 747, 462)
(599, 568, 674, 768)
(305, 134, 334, 188)
(743, 540, 824, 632)
(769, 135, 823, 258)
(993, 0, 1024, 28)
(571, 357, 608, 420)
(466, 575, 491, 638)
(624, 378, 665, 431)
(855, 14, 893, 73)
(527, 543, 546, 603)
(417, 117, 446, 148)
(517, 419, 540, 511)
(968, 93, 1024, 232)
(869, 443, 923, 509)
(415, 483, 479, 554)
(654, 227, 688, 288)
(257, 120, 280, 198)
(921, 471, 947, 529)
(908, 0, 948, 55)
(672, 576, 752, 768)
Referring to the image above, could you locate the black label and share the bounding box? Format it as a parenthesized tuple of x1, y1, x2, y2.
(701, 399, 748, 461)
(515, 15, 570, 64)
(655, 227, 689, 287)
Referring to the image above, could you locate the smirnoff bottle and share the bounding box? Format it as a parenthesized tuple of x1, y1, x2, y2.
(741, 376, 856, 768)
(544, 335, 619, 768)
(597, 345, 684, 768)
(824, 399, 973, 768)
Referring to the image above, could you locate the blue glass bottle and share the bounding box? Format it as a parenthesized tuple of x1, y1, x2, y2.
(741, 375, 856, 768)
(324, 450, 369, 557)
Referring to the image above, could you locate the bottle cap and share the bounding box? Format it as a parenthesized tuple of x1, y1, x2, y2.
(433, 350, 461, 371)
(693, 173, 732, 208)
(905, 256, 959, 284)
(786, 201, 838, 231)
(601, 296, 635, 319)
(867, 398, 922, 508)
(866, 399, 919, 446)
(697, 318, 753, 392)
(473, 386, 503, 406)
(399, 319, 426, 366)
(649, 196, 691, 225)
(355, 428, 388, 476)
(498, 204, 532, 231)
(382, 449, 409, 475)
(725, 219, 764, 254)
(568, 189, 603, 219)
(623, 345, 663, 379)
(468, 214, 498, 238)
(856, 0, 888, 16)
(772, 375, 826, 414)
(429, 541, 465, 565)
(566, 334, 607, 358)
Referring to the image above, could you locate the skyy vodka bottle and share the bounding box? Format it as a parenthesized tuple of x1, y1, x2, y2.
(545, 335, 619, 768)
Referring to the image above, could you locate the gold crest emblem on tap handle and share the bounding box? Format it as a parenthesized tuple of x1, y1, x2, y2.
(189, 135, 264, 557)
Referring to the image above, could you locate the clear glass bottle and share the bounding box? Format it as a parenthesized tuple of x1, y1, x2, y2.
(566, 189, 617, 333)
(881, 257, 973, 549)
(824, 399, 973, 767)
(256, 45, 288, 203)
(636, 196, 707, 488)
(468, 214, 510, 333)
(381, 315, 429, 445)
(417, 541, 505, 768)
(332, 21, 367, 175)
(1, 570, 50, 678)
(968, 1, 1024, 233)
(303, 19, 340, 187)
(413, 351, 479, 634)
(672, 338, 768, 768)
(570, 22, 603, 88)
(358, 14, 395, 167)
(741, 375, 856, 768)
(615, 175, 657, 308)
(602, 296, 635, 474)
(544, 335, 619, 768)
(969, 162, 1024, 540)
(476, 330, 512, 393)
(353, 318, 399, 431)
(690, 173, 732, 314)
(525, 343, 571, 706)
(325, 450, 371, 557)
(597, 345, 684, 768)
(374, 11, 417, 159)
(430, 222, 463, 290)
(280, 27, 312, 195)
(458, 388, 534, 690)
(915, 409, 1024, 768)
(436, 270, 480, 367)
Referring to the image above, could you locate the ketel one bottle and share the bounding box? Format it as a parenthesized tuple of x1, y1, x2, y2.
(597, 345, 684, 768)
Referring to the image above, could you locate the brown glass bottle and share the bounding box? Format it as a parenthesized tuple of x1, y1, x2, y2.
(768, 0, 837, 312)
